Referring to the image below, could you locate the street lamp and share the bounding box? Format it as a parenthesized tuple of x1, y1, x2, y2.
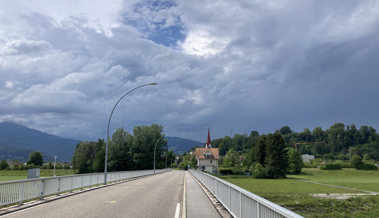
(154, 134, 165, 174)
(104, 83, 157, 185)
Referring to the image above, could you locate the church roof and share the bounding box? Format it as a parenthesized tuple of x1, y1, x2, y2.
(195, 148, 219, 159)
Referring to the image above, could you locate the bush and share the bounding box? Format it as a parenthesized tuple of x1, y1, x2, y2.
(219, 168, 233, 175)
(0, 160, 10, 170)
(357, 163, 378, 170)
(232, 165, 245, 175)
(303, 162, 317, 168)
(334, 160, 352, 168)
(351, 154, 363, 169)
(252, 163, 268, 179)
(340, 162, 353, 168)
(319, 163, 342, 170)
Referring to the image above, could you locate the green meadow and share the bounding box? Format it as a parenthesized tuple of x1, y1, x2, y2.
(289, 168, 379, 193)
(0, 169, 77, 182)
(220, 168, 379, 218)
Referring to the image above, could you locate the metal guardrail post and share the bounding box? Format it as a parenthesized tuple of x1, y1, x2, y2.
(89, 175, 92, 188)
(81, 176, 83, 190)
(229, 186, 232, 211)
(70, 177, 73, 193)
(257, 202, 260, 217)
(40, 179, 45, 200)
(239, 191, 242, 218)
(97, 174, 99, 186)
(57, 178, 61, 196)
(19, 181, 25, 205)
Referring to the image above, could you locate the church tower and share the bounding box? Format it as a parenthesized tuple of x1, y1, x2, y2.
(205, 128, 212, 148)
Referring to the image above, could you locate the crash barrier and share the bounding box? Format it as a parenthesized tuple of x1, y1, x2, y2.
(0, 168, 171, 207)
(189, 169, 303, 218)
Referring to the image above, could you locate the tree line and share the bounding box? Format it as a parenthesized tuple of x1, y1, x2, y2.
(71, 124, 175, 174)
(211, 123, 379, 161)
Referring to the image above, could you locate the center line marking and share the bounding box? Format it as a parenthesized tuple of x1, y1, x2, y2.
(174, 203, 180, 218)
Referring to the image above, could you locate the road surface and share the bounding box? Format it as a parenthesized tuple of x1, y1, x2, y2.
(4, 171, 185, 218)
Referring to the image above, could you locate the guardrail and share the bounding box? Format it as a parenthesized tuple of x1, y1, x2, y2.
(189, 169, 304, 218)
(0, 168, 170, 207)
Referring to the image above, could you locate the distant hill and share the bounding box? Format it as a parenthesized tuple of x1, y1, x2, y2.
(165, 136, 204, 154)
(0, 122, 80, 162)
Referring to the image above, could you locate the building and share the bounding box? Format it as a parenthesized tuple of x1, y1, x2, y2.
(301, 154, 315, 162)
(196, 128, 219, 174)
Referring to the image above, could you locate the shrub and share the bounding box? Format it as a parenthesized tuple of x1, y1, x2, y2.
(219, 168, 233, 175)
(351, 154, 363, 169)
(232, 165, 245, 175)
(319, 163, 342, 170)
(340, 162, 353, 168)
(252, 163, 268, 179)
(357, 163, 378, 170)
(0, 160, 10, 170)
(303, 162, 317, 168)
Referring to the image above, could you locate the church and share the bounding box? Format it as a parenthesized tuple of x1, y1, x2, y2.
(196, 128, 219, 174)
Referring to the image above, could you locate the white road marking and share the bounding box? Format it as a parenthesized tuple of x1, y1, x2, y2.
(174, 203, 180, 218)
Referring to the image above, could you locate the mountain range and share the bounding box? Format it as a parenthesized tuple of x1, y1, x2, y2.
(0, 122, 204, 162)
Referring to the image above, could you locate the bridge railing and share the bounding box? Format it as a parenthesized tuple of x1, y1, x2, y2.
(189, 169, 304, 218)
(0, 168, 170, 207)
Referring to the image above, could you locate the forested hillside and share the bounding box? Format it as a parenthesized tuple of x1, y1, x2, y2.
(0, 122, 80, 162)
(211, 123, 379, 161)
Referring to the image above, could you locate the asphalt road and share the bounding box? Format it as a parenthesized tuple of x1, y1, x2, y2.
(4, 171, 185, 218)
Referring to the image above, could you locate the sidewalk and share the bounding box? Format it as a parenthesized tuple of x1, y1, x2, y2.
(185, 171, 221, 218)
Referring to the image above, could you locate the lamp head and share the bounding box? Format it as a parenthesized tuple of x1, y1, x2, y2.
(149, 83, 157, 85)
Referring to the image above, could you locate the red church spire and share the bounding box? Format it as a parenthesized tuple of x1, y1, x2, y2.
(206, 128, 212, 148)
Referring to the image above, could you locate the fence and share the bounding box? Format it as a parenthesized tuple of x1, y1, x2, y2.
(189, 169, 304, 218)
(0, 169, 170, 207)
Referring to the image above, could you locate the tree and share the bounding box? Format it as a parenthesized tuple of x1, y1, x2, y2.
(108, 128, 134, 172)
(287, 148, 304, 174)
(27, 151, 44, 166)
(254, 135, 267, 166)
(0, 160, 10, 170)
(351, 154, 363, 169)
(264, 132, 289, 179)
(223, 149, 239, 167)
(190, 155, 196, 169)
(363, 154, 371, 162)
(48, 161, 54, 169)
(279, 126, 292, 135)
(132, 124, 167, 170)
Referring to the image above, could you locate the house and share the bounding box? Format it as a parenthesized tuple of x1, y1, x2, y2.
(301, 154, 315, 162)
(196, 128, 219, 174)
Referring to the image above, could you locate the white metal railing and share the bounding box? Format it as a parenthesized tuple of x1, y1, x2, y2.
(0, 168, 171, 207)
(189, 169, 304, 218)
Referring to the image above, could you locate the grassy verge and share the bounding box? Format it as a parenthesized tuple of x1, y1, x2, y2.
(219, 169, 379, 217)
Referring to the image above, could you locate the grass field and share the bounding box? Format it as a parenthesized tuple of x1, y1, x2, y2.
(288, 168, 379, 193)
(220, 169, 379, 217)
(0, 169, 77, 182)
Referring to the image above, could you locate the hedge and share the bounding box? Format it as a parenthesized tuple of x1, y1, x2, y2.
(357, 163, 378, 170)
(219, 168, 233, 175)
(319, 163, 342, 170)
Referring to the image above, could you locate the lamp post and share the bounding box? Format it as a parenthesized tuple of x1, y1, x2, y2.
(154, 134, 165, 174)
(104, 83, 157, 185)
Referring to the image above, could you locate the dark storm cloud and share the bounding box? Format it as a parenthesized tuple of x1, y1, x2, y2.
(0, 0, 378, 141)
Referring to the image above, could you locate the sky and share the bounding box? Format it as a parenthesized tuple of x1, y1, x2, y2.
(0, 0, 378, 143)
